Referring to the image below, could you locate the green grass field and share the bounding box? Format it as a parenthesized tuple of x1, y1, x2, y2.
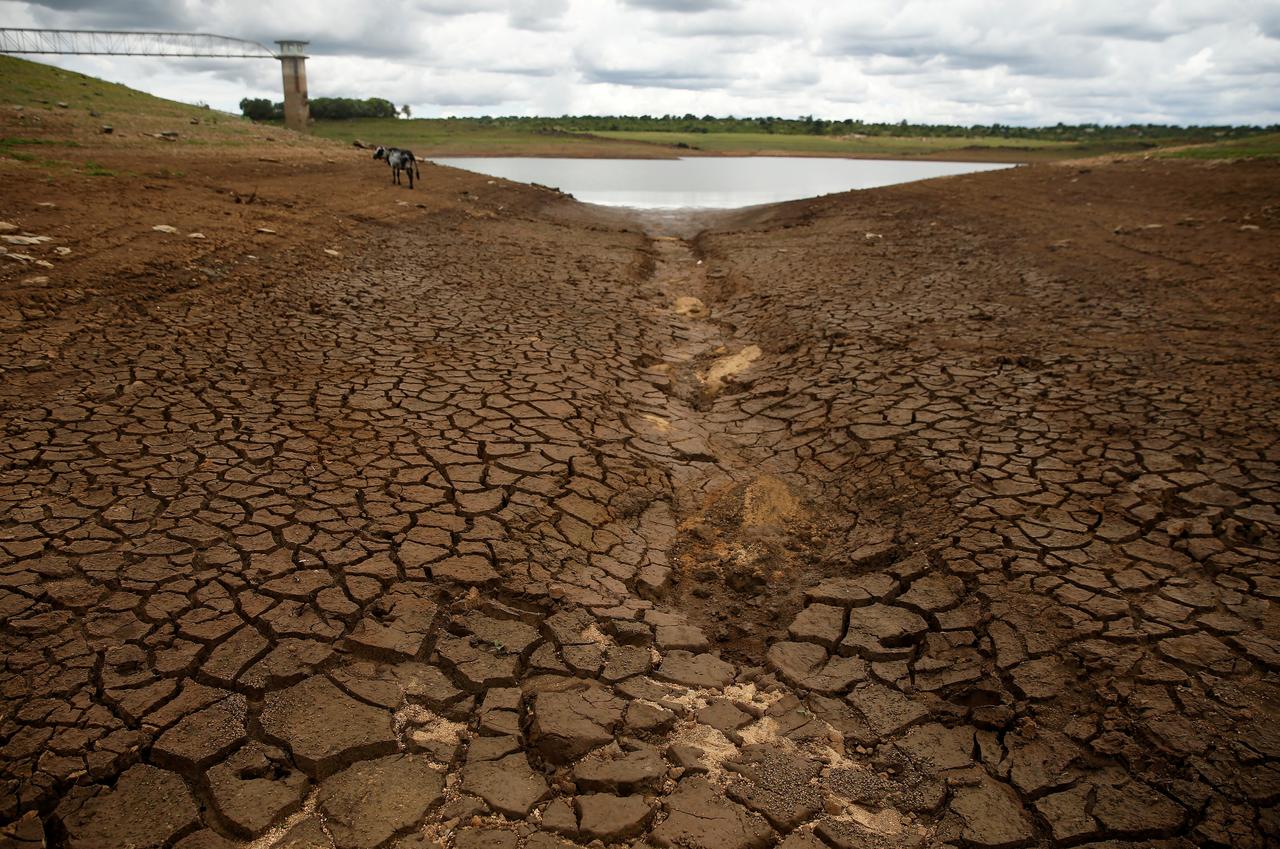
(303, 118, 1251, 162)
(0, 55, 276, 161)
(0, 54, 223, 122)
(302, 118, 1107, 161)
(590, 129, 1084, 159)
(1162, 132, 1280, 160)
(304, 118, 683, 158)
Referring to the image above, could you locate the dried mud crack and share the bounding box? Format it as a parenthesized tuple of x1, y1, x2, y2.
(1, 158, 1278, 849)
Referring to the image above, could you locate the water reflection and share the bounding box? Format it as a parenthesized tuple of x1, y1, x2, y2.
(432, 156, 1014, 209)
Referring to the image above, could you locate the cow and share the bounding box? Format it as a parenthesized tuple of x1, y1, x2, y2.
(373, 146, 421, 189)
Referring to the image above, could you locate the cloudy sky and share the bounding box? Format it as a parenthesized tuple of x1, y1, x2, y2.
(4, 0, 1278, 125)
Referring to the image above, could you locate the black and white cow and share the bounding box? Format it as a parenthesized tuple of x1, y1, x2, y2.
(373, 146, 421, 189)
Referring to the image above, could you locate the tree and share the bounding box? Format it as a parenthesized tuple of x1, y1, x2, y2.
(401, 104, 412, 118)
(307, 97, 399, 120)
(239, 97, 281, 121)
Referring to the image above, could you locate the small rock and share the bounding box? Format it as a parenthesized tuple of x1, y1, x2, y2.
(256, 227, 277, 235)
(188, 232, 206, 239)
(101, 125, 113, 134)
(152, 225, 179, 234)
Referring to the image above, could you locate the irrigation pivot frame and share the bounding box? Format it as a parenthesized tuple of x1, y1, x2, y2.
(0, 28, 311, 131)
(0, 28, 277, 59)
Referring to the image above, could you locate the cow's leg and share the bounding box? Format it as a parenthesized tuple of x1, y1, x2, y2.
(407, 166, 414, 189)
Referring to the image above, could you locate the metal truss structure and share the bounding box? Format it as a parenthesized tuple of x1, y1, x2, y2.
(0, 28, 278, 59)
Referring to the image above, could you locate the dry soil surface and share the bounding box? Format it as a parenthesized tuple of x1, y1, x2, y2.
(1, 139, 1278, 849)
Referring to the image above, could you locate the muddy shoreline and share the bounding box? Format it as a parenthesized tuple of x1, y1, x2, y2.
(1, 144, 1278, 848)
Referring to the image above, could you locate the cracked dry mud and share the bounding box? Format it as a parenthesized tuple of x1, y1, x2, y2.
(1, 158, 1278, 849)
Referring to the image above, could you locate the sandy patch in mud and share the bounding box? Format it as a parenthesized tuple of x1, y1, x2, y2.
(674, 295, 708, 317)
(741, 474, 803, 529)
(668, 721, 740, 772)
(700, 344, 761, 393)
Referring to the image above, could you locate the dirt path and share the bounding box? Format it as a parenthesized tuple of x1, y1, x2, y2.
(0, 156, 1277, 849)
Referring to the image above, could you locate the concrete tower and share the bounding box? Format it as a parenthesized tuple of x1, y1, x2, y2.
(275, 40, 310, 132)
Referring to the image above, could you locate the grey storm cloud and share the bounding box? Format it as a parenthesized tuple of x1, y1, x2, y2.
(622, 0, 742, 11)
(4, 0, 1278, 125)
(507, 0, 570, 30)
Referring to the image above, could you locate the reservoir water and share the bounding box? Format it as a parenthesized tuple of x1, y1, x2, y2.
(431, 156, 1013, 209)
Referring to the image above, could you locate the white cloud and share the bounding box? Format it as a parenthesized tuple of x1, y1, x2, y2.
(3, 0, 1276, 124)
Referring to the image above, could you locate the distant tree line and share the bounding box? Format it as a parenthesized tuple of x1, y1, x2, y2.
(240, 96, 405, 121)
(405, 114, 1278, 142)
(238, 98, 1275, 141)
